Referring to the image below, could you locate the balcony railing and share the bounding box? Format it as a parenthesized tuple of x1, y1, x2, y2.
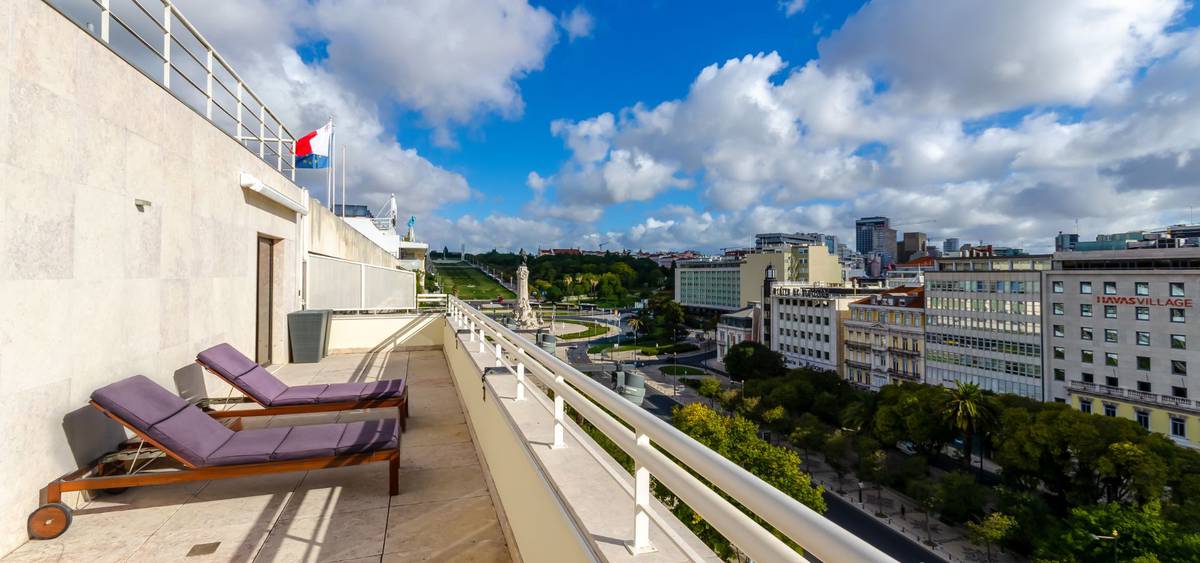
(845, 341, 871, 351)
(45, 0, 298, 179)
(1068, 381, 1199, 414)
(887, 368, 921, 381)
(844, 359, 872, 371)
(449, 297, 893, 562)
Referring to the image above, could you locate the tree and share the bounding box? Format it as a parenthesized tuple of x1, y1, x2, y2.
(723, 341, 786, 381)
(936, 471, 989, 525)
(790, 413, 829, 461)
(627, 317, 644, 341)
(698, 378, 722, 408)
(967, 512, 1016, 563)
(760, 405, 787, 437)
(860, 448, 888, 516)
(907, 479, 939, 546)
(942, 381, 997, 472)
(1046, 501, 1200, 562)
(823, 430, 855, 493)
(1097, 441, 1168, 504)
(659, 300, 685, 337)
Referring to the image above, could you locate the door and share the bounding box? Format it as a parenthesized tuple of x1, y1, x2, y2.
(255, 236, 275, 365)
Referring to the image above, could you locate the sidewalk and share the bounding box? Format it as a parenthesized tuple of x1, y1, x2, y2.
(800, 454, 1023, 563)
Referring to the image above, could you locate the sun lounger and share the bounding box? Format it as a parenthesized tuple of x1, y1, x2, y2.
(195, 343, 408, 431)
(28, 375, 399, 540)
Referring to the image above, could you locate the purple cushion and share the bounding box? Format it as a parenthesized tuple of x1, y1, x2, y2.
(336, 419, 398, 454)
(270, 384, 327, 406)
(197, 343, 258, 380)
(149, 407, 234, 465)
(318, 383, 368, 402)
(91, 375, 189, 429)
(206, 428, 289, 466)
(359, 379, 406, 400)
(236, 367, 289, 404)
(273, 424, 345, 461)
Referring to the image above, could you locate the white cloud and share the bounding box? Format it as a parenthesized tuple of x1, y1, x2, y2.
(561, 5, 595, 41)
(780, 0, 807, 17)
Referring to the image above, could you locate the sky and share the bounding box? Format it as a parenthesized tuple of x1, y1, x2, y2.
(170, 0, 1200, 254)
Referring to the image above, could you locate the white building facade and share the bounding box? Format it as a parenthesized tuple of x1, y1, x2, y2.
(768, 284, 878, 374)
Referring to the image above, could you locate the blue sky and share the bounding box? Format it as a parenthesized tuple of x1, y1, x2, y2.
(185, 0, 1200, 253)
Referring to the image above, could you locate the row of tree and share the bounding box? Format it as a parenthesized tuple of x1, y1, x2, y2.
(465, 250, 668, 304)
(715, 341, 1200, 561)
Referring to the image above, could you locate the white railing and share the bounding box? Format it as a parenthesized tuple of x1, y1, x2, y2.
(307, 254, 416, 311)
(447, 296, 895, 563)
(44, 0, 298, 180)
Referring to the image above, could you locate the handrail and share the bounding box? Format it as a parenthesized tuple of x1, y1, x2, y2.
(46, 0, 298, 181)
(448, 296, 895, 563)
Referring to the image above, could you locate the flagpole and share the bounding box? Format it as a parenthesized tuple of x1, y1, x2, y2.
(342, 145, 347, 216)
(326, 117, 334, 212)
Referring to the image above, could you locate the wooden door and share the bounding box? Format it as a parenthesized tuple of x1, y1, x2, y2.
(255, 236, 274, 365)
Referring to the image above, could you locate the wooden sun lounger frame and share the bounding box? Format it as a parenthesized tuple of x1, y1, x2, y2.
(194, 360, 409, 432)
(30, 401, 400, 540)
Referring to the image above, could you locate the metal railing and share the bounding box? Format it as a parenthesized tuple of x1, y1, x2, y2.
(448, 296, 894, 563)
(45, 0, 298, 180)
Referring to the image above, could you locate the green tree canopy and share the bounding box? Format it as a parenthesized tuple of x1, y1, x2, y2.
(723, 341, 786, 381)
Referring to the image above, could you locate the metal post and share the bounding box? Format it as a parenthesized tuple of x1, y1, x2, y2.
(161, 3, 171, 87)
(258, 106, 266, 157)
(235, 83, 243, 141)
(204, 50, 213, 120)
(276, 121, 283, 170)
(99, 0, 110, 42)
(552, 375, 566, 449)
(629, 432, 654, 554)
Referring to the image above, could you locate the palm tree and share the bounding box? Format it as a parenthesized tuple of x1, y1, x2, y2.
(942, 381, 997, 472)
(627, 317, 643, 341)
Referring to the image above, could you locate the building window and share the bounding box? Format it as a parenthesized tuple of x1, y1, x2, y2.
(1053, 303, 1064, 315)
(1173, 360, 1188, 376)
(1080, 281, 1093, 294)
(1135, 282, 1150, 296)
(1172, 334, 1186, 350)
(1137, 381, 1152, 393)
(1173, 386, 1189, 399)
(1136, 410, 1150, 429)
(1082, 350, 1094, 363)
(1171, 308, 1185, 323)
(1103, 282, 1117, 295)
(1053, 346, 1065, 359)
(1137, 356, 1151, 371)
(1105, 352, 1119, 367)
(1054, 368, 1065, 381)
(1104, 329, 1118, 343)
(1082, 372, 1094, 383)
(1080, 399, 1092, 414)
(1171, 282, 1185, 297)
(1082, 327, 1094, 341)
(1170, 416, 1186, 438)
(1105, 375, 1119, 388)
(1138, 332, 1152, 346)
(1081, 304, 1093, 317)
(1136, 307, 1150, 321)
(1053, 325, 1065, 337)
(1052, 280, 1064, 293)
(1104, 305, 1117, 319)
(1103, 403, 1117, 417)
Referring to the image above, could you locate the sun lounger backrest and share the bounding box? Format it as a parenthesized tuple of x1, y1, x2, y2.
(92, 375, 233, 466)
(197, 343, 287, 404)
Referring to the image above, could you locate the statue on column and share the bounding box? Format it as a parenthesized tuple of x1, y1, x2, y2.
(513, 250, 541, 329)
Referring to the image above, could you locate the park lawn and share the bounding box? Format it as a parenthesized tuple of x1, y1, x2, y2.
(558, 321, 610, 340)
(661, 365, 706, 376)
(437, 263, 515, 300)
(587, 341, 699, 356)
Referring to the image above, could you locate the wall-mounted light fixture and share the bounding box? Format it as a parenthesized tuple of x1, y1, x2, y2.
(134, 199, 152, 211)
(240, 172, 309, 215)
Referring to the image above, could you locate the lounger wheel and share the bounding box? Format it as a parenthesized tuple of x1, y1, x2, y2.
(27, 503, 72, 540)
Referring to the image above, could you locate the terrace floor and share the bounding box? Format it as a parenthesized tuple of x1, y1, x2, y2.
(3, 349, 510, 563)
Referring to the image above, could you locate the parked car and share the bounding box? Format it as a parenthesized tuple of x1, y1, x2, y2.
(896, 441, 918, 456)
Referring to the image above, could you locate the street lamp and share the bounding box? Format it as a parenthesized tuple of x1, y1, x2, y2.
(857, 481, 864, 504)
(1092, 530, 1119, 563)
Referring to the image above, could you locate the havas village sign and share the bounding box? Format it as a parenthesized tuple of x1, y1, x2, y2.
(1094, 295, 1194, 308)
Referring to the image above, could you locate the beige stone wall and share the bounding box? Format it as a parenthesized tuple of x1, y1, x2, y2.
(0, 0, 388, 554)
(308, 200, 402, 268)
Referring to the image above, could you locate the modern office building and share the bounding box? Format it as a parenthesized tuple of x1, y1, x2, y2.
(1055, 231, 1080, 252)
(872, 227, 900, 265)
(924, 254, 1051, 400)
(844, 287, 926, 390)
(675, 244, 841, 311)
(900, 232, 928, 263)
(1045, 248, 1200, 447)
(768, 283, 882, 373)
(856, 216, 891, 254)
(943, 238, 961, 253)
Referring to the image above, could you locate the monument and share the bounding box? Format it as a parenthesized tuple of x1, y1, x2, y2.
(513, 250, 542, 329)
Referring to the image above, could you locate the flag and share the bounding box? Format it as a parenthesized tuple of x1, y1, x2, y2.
(295, 121, 333, 168)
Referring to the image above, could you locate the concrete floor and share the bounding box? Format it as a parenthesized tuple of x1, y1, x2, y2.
(3, 349, 510, 563)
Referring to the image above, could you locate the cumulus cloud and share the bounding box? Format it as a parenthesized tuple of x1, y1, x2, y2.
(780, 0, 807, 17)
(561, 5, 595, 41)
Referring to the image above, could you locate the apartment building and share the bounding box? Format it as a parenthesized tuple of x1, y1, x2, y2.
(768, 283, 881, 373)
(675, 243, 841, 311)
(924, 255, 1051, 400)
(843, 287, 926, 390)
(1045, 248, 1200, 447)
(715, 305, 762, 369)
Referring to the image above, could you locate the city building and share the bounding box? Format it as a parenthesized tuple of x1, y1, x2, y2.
(872, 227, 900, 265)
(768, 283, 882, 373)
(1045, 248, 1200, 447)
(1055, 231, 1080, 252)
(715, 305, 763, 369)
(900, 232, 928, 263)
(856, 216, 891, 254)
(338, 198, 429, 271)
(943, 237, 961, 253)
(843, 287, 926, 390)
(675, 244, 841, 311)
(924, 254, 1051, 400)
